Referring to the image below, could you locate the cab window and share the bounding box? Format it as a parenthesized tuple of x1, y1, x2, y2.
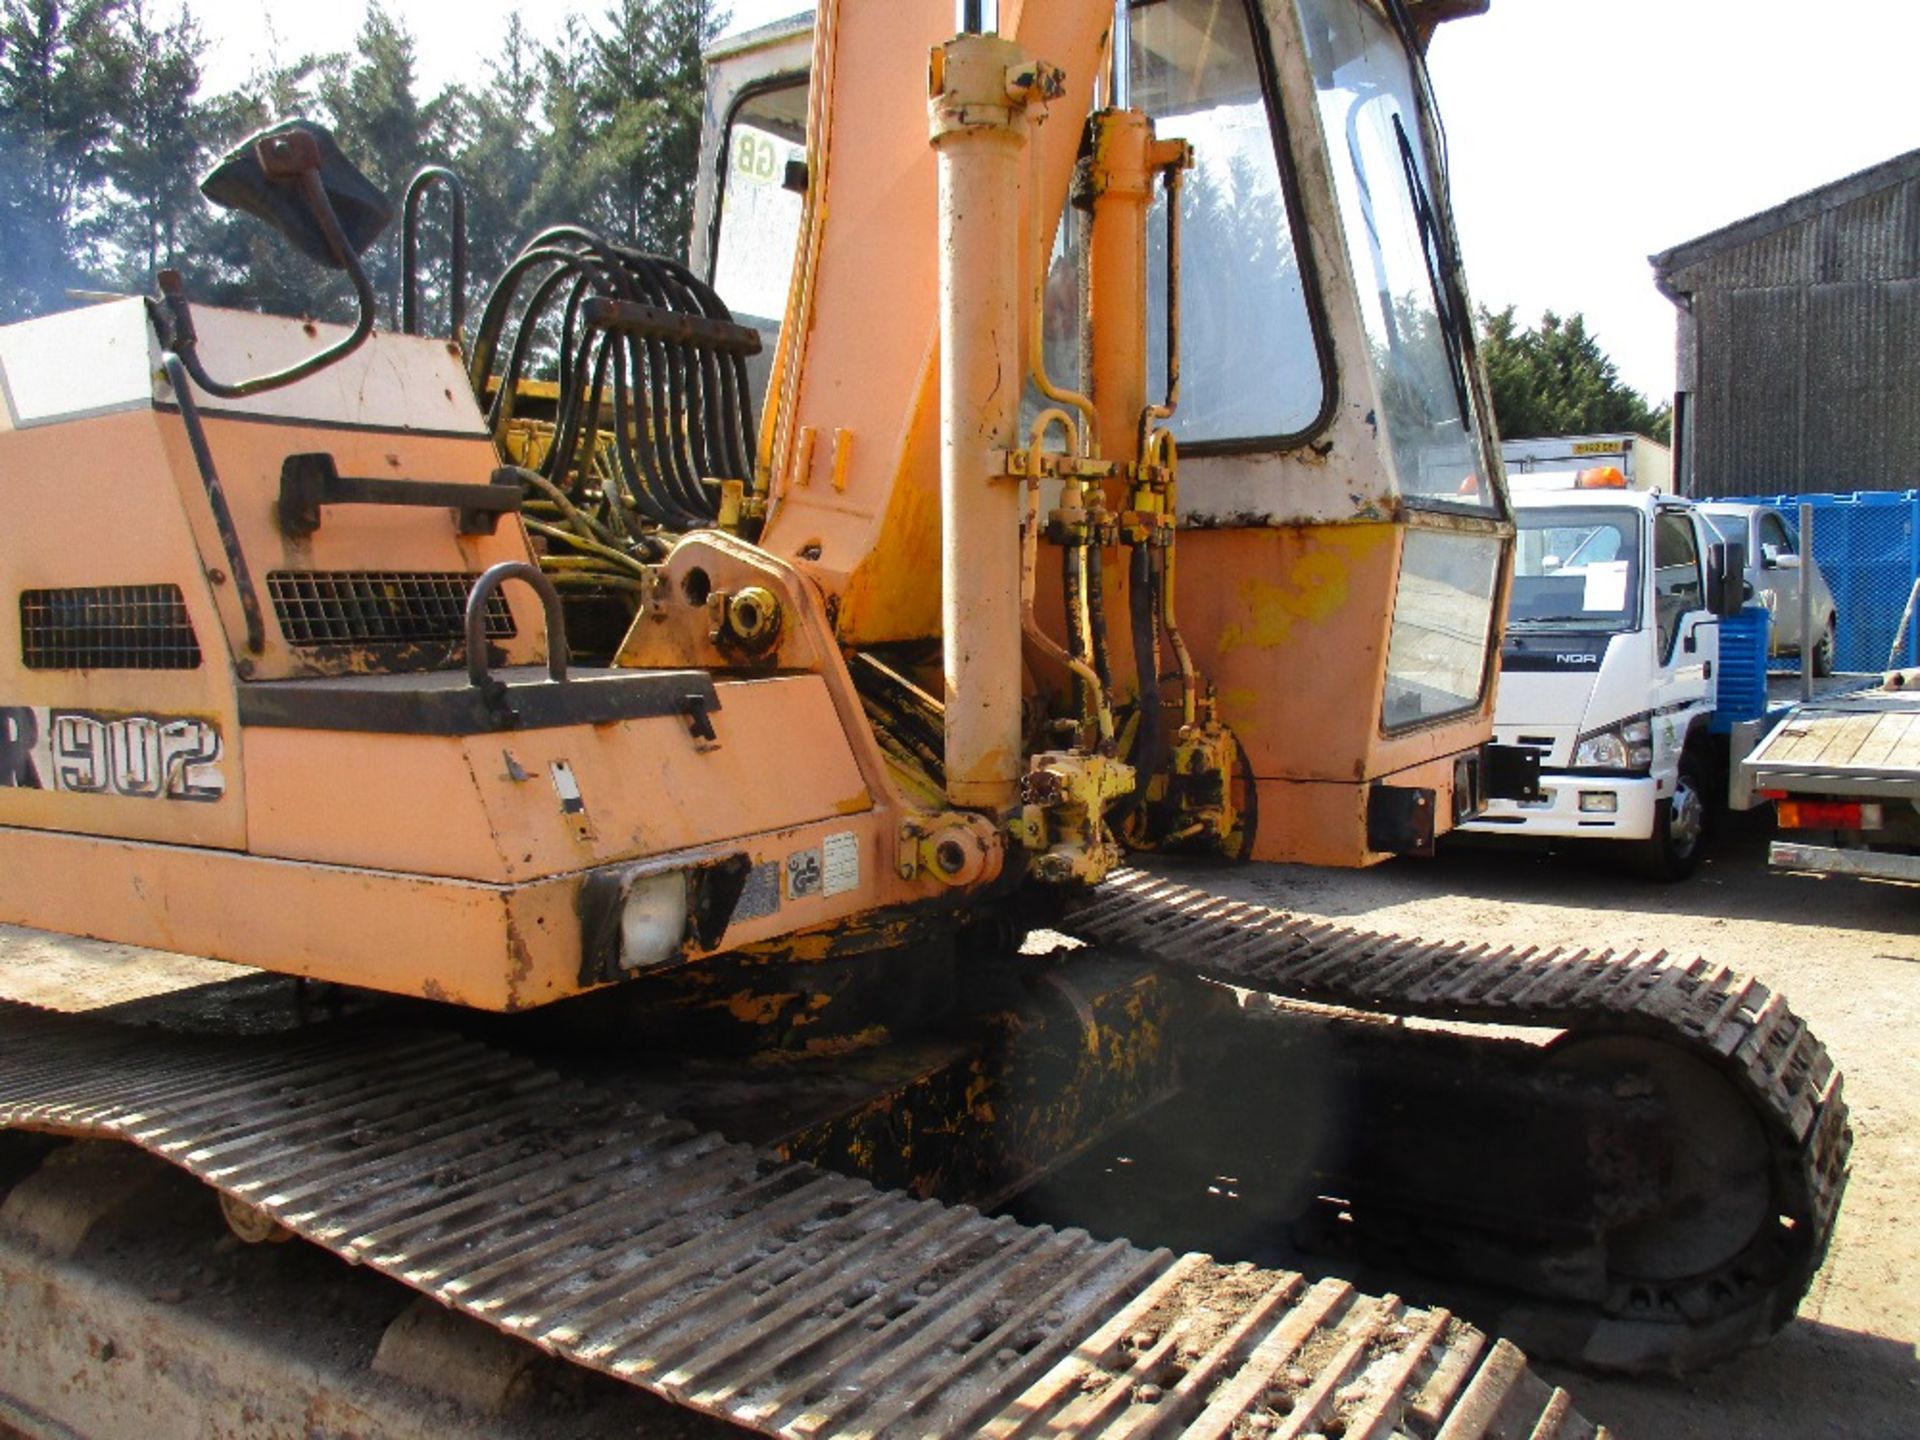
(1298, 0, 1492, 512)
(1508, 508, 1642, 633)
(1759, 511, 1795, 562)
(1653, 511, 1703, 660)
(710, 80, 809, 345)
(1133, 0, 1326, 445)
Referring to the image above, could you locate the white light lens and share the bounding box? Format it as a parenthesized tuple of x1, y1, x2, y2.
(1622, 719, 1652, 744)
(619, 872, 689, 972)
(1579, 791, 1618, 813)
(1574, 733, 1629, 768)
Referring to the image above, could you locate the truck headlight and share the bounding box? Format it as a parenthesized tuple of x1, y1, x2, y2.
(1573, 716, 1652, 773)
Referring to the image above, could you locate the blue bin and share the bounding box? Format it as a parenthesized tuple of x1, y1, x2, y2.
(1711, 605, 1771, 734)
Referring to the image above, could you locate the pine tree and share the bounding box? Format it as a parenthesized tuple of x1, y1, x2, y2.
(318, 3, 435, 321)
(1478, 306, 1671, 444)
(586, 0, 726, 257)
(99, 0, 205, 285)
(0, 0, 133, 317)
(444, 13, 545, 287)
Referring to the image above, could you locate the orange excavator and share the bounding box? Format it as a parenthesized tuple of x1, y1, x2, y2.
(0, 1, 1846, 1435)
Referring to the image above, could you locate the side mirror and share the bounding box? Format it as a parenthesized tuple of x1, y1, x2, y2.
(1775, 551, 1803, 571)
(201, 119, 393, 268)
(1706, 541, 1747, 618)
(156, 118, 389, 400)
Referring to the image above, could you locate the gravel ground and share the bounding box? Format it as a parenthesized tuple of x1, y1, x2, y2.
(1217, 813, 1920, 1440)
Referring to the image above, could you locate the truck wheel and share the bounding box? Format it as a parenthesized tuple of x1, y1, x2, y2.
(1633, 750, 1709, 882)
(1812, 615, 1837, 677)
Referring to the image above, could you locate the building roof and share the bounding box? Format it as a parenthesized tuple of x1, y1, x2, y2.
(1650, 145, 1920, 284)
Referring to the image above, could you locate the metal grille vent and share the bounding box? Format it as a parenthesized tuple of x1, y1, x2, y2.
(267, 571, 516, 648)
(20, 585, 203, 670)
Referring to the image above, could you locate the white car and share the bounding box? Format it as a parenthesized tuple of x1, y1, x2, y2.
(1699, 503, 1839, 675)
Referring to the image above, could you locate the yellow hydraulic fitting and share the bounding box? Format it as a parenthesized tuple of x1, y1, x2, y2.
(716, 479, 747, 531)
(1021, 750, 1134, 885)
(706, 584, 783, 655)
(897, 812, 1004, 887)
(1162, 700, 1245, 854)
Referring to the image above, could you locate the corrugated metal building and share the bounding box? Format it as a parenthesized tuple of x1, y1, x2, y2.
(1651, 148, 1920, 500)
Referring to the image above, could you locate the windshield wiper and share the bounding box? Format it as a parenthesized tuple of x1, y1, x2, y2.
(1392, 111, 1473, 432)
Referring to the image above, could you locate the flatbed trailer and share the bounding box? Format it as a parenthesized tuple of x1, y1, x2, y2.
(1742, 679, 1920, 882)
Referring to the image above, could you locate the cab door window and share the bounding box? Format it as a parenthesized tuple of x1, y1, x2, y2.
(1759, 511, 1795, 562)
(711, 80, 809, 343)
(1653, 511, 1703, 661)
(1133, 0, 1326, 445)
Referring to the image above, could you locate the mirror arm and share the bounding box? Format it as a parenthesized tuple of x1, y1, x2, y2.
(155, 169, 378, 401)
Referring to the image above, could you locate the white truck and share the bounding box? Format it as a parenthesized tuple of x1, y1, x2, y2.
(1460, 476, 1747, 878)
(1500, 432, 1673, 494)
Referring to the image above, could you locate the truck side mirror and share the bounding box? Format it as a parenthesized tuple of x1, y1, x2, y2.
(1706, 541, 1746, 617)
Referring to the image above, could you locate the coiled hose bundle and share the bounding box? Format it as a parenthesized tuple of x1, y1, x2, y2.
(468, 226, 761, 585)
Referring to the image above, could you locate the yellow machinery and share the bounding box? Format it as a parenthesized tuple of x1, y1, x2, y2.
(0, 2, 1848, 1435)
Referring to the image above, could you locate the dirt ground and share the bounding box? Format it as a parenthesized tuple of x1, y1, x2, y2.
(1224, 814, 1920, 1440)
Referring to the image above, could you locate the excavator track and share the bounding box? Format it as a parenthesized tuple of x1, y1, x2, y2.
(0, 994, 1602, 1439)
(1063, 869, 1852, 1373)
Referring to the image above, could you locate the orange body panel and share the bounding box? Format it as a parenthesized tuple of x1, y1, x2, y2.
(0, 310, 988, 1007)
(243, 676, 869, 882)
(1178, 524, 1492, 785)
(1255, 752, 1473, 868)
(0, 409, 248, 850)
(171, 415, 547, 681)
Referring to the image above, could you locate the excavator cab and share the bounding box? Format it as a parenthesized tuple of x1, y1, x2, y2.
(693, 0, 1529, 867)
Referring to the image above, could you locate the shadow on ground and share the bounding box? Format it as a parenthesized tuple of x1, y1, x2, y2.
(1161, 809, 1920, 943)
(1541, 1315, 1920, 1440)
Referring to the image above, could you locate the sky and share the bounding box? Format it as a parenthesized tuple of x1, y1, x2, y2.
(192, 0, 1920, 402)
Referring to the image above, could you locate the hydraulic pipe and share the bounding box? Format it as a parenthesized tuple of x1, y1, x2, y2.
(1085, 110, 1157, 467)
(930, 35, 1055, 811)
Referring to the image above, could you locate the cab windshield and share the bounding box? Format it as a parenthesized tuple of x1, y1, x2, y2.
(1298, 0, 1491, 511)
(1508, 507, 1644, 633)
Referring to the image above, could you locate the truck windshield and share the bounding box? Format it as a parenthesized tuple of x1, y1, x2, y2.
(1508, 507, 1643, 633)
(1297, 0, 1491, 511)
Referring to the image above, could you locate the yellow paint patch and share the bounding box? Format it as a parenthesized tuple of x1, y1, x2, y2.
(725, 990, 798, 1026)
(1216, 528, 1389, 655)
(799, 1025, 890, 1057)
(1218, 688, 1262, 733)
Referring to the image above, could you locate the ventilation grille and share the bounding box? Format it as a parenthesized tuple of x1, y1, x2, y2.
(267, 571, 517, 649)
(20, 585, 203, 670)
